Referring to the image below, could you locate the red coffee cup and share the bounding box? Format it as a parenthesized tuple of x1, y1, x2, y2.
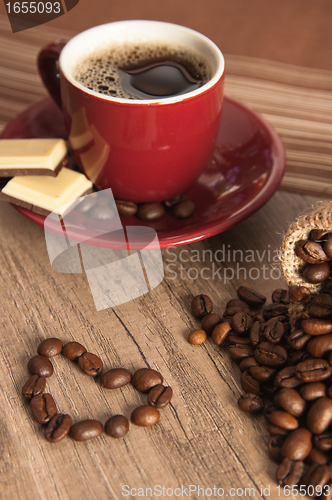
(38, 20, 224, 203)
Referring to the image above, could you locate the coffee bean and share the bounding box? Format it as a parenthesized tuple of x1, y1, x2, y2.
(265, 402, 286, 416)
(304, 464, 330, 494)
(262, 383, 278, 400)
(172, 200, 195, 219)
(37, 338, 63, 358)
(78, 352, 103, 376)
(267, 424, 289, 436)
(137, 203, 165, 221)
(311, 293, 332, 307)
(287, 330, 311, 351)
(302, 318, 332, 336)
(249, 321, 262, 346)
(306, 447, 328, 465)
(263, 303, 289, 320)
(303, 262, 330, 284)
(294, 312, 310, 330)
(323, 234, 332, 259)
(307, 397, 332, 434)
(307, 334, 332, 358)
(188, 329, 207, 345)
(295, 240, 329, 264)
(281, 428, 312, 461)
(22, 375, 46, 400)
(99, 368, 131, 389)
(267, 411, 298, 431)
(254, 342, 288, 367)
(147, 384, 173, 408)
(131, 405, 160, 427)
(191, 294, 213, 318)
(263, 320, 285, 344)
(322, 279, 332, 294)
(201, 313, 222, 335)
(89, 205, 115, 220)
(70, 419, 103, 441)
(238, 356, 258, 371)
(225, 306, 250, 317)
(212, 322, 231, 345)
(115, 200, 138, 217)
(296, 359, 332, 383)
(44, 414, 72, 443)
(299, 308, 311, 319)
(228, 334, 251, 345)
(30, 393, 57, 424)
(308, 302, 332, 319)
(276, 457, 304, 486)
(240, 370, 262, 395)
(289, 350, 312, 366)
(104, 415, 129, 438)
(27, 355, 53, 378)
(237, 286, 266, 307)
(250, 365, 276, 383)
(227, 344, 254, 361)
(266, 314, 290, 325)
(289, 286, 311, 304)
(309, 230, 330, 242)
(132, 368, 163, 393)
(164, 195, 185, 207)
(226, 299, 251, 311)
(231, 312, 252, 334)
(251, 314, 265, 323)
(237, 393, 264, 413)
(62, 341, 87, 360)
(274, 367, 302, 389)
(268, 435, 286, 462)
(299, 382, 326, 401)
(313, 433, 332, 452)
(274, 388, 306, 417)
(272, 289, 290, 304)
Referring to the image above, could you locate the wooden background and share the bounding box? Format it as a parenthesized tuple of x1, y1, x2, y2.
(0, 1, 331, 499)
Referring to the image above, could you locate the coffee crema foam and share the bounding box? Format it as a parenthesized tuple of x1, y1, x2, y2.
(73, 41, 213, 99)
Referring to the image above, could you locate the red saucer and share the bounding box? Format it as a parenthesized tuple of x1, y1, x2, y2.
(1, 95, 285, 248)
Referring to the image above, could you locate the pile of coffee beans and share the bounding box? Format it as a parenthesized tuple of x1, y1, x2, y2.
(295, 230, 332, 285)
(22, 338, 172, 443)
(76, 192, 195, 221)
(188, 283, 332, 498)
(115, 194, 196, 221)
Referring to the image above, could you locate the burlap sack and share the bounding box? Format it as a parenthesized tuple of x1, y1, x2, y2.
(280, 201, 332, 293)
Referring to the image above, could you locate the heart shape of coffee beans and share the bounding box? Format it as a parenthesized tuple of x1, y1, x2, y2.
(22, 338, 173, 443)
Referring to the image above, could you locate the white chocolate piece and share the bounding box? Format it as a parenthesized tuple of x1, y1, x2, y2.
(0, 138, 68, 176)
(1, 167, 93, 215)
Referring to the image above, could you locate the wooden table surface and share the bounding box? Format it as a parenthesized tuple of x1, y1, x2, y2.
(0, 2, 330, 500)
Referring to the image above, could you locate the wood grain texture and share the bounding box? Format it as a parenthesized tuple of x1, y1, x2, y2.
(0, 192, 320, 500)
(0, 2, 330, 497)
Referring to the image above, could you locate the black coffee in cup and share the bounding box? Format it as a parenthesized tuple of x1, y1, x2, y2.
(74, 42, 212, 100)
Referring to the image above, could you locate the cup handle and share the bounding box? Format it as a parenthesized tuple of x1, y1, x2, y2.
(37, 40, 68, 109)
